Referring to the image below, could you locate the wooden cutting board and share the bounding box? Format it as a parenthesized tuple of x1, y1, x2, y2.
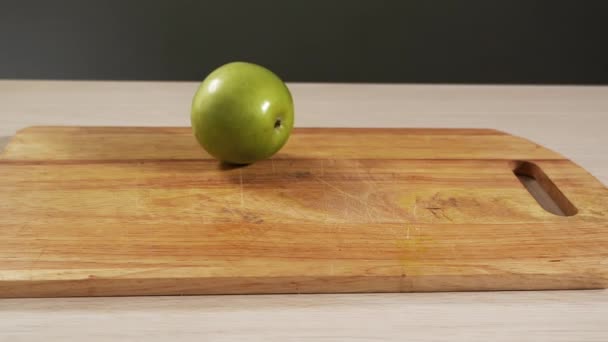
(1, 126, 606, 298)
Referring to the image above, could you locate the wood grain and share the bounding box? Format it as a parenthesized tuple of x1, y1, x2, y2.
(0, 126, 606, 298)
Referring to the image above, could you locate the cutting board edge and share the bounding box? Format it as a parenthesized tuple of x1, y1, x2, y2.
(1, 272, 606, 298)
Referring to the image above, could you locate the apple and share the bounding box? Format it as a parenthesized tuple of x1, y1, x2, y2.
(191, 62, 294, 164)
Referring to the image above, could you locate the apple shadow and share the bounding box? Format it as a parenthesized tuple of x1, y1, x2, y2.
(217, 161, 250, 171)
(216, 161, 252, 185)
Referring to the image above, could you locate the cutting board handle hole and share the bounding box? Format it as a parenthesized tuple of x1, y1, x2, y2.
(512, 161, 577, 216)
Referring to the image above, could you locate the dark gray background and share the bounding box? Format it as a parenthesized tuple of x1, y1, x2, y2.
(1, 0, 607, 84)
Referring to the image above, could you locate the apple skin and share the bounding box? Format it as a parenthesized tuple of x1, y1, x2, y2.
(191, 62, 294, 164)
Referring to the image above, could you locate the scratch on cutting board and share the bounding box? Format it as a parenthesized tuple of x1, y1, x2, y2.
(314, 175, 373, 223)
(134, 163, 144, 212)
(353, 161, 374, 223)
(427, 207, 441, 219)
(426, 207, 453, 222)
(314, 176, 357, 202)
(322, 183, 331, 223)
(363, 200, 374, 223)
(34, 248, 46, 265)
(15, 224, 28, 236)
(29, 247, 47, 280)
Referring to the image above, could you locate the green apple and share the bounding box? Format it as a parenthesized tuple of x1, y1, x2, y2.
(191, 62, 294, 164)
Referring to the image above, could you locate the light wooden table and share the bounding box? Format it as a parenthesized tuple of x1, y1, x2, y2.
(1, 80, 607, 341)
